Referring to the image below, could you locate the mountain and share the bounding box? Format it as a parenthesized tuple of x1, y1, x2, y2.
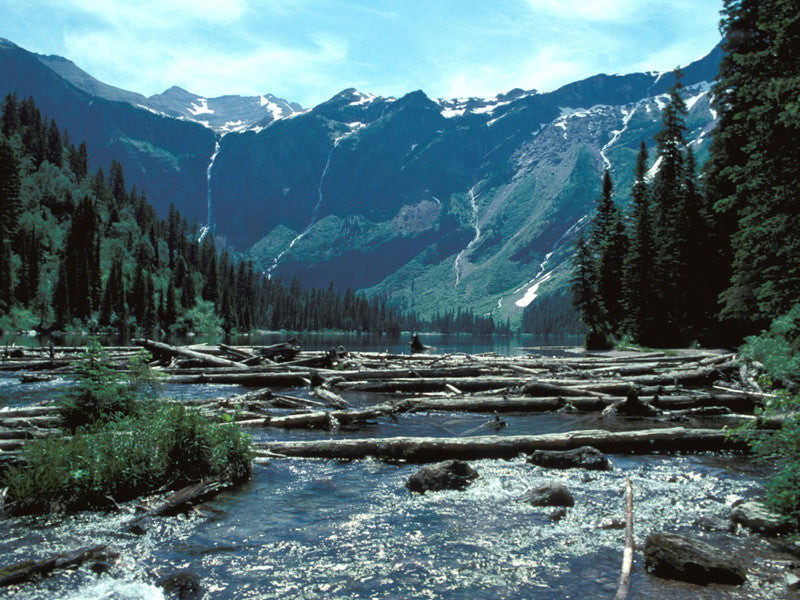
(0, 38, 723, 326)
(211, 47, 722, 325)
(35, 51, 303, 133)
(0, 38, 214, 222)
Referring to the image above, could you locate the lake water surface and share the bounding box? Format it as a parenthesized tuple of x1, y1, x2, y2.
(0, 337, 792, 600)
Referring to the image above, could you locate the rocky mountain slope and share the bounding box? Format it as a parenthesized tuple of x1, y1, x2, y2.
(0, 38, 722, 325)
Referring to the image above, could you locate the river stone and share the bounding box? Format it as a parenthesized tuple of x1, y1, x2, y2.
(157, 571, 202, 600)
(787, 573, 800, 592)
(519, 483, 574, 507)
(406, 460, 478, 494)
(731, 501, 791, 535)
(644, 533, 747, 585)
(695, 513, 736, 533)
(527, 446, 612, 471)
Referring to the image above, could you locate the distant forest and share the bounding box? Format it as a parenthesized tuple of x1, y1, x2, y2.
(570, 0, 799, 348)
(0, 97, 507, 337)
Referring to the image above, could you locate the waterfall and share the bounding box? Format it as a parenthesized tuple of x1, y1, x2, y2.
(453, 186, 481, 287)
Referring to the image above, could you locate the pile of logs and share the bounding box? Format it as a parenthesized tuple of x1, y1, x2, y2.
(0, 339, 775, 465)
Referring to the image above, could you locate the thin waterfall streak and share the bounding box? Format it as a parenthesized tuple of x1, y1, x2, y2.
(454, 186, 481, 287)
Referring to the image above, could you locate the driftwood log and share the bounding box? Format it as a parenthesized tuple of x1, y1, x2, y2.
(256, 427, 747, 463)
(133, 339, 249, 370)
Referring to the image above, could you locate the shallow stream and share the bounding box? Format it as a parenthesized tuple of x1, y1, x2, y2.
(0, 343, 796, 599)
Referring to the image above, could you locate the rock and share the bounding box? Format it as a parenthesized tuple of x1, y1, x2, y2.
(549, 507, 568, 522)
(731, 501, 791, 535)
(157, 571, 202, 600)
(597, 518, 626, 530)
(406, 460, 478, 494)
(527, 446, 612, 471)
(616, 388, 660, 417)
(787, 573, 800, 592)
(519, 483, 574, 507)
(644, 533, 747, 585)
(695, 513, 736, 533)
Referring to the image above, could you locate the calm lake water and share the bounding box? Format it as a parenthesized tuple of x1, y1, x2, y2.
(0, 335, 790, 600)
(0, 331, 584, 356)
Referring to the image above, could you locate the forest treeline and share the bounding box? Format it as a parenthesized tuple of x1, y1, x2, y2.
(571, 0, 799, 349)
(0, 99, 507, 337)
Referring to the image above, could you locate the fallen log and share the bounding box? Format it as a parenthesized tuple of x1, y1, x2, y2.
(253, 341, 302, 362)
(0, 545, 117, 587)
(168, 372, 311, 387)
(336, 376, 521, 394)
(257, 427, 747, 462)
(133, 339, 248, 370)
(267, 405, 395, 429)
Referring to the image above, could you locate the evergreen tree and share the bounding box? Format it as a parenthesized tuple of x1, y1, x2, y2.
(46, 118, 62, 167)
(570, 231, 605, 347)
(55, 197, 102, 322)
(706, 0, 800, 330)
(622, 142, 657, 343)
(0, 138, 21, 243)
(1, 92, 19, 136)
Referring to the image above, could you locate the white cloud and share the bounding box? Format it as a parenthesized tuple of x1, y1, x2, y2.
(66, 0, 250, 27)
(523, 0, 642, 23)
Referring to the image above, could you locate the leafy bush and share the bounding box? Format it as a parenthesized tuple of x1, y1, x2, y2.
(58, 339, 147, 431)
(4, 403, 252, 514)
(4, 339, 252, 515)
(733, 304, 800, 527)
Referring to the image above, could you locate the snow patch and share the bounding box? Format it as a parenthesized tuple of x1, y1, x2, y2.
(515, 272, 553, 307)
(645, 156, 663, 182)
(188, 98, 214, 115)
(349, 91, 376, 106)
(441, 107, 466, 118)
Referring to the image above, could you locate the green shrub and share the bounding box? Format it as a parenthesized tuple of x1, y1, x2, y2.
(733, 304, 800, 527)
(4, 403, 252, 515)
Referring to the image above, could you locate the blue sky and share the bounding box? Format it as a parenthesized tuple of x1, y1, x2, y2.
(2, 0, 723, 108)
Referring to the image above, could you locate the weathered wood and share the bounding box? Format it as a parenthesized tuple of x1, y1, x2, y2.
(615, 477, 634, 600)
(168, 372, 311, 387)
(0, 545, 116, 587)
(267, 405, 395, 429)
(311, 387, 348, 409)
(0, 405, 60, 418)
(150, 480, 233, 516)
(133, 339, 248, 370)
(336, 376, 521, 394)
(257, 427, 747, 462)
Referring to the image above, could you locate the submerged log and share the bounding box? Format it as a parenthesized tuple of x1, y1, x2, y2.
(257, 427, 746, 463)
(0, 545, 118, 587)
(134, 339, 248, 370)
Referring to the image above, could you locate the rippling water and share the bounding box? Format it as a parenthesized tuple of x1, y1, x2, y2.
(0, 350, 792, 600)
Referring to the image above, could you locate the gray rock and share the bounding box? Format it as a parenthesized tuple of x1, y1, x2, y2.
(519, 483, 574, 507)
(644, 533, 747, 585)
(731, 501, 790, 535)
(786, 573, 800, 592)
(406, 460, 478, 494)
(549, 507, 568, 522)
(527, 446, 612, 471)
(695, 513, 736, 533)
(157, 571, 202, 600)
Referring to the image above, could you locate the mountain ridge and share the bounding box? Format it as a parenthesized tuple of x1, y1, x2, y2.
(0, 37, 723, 326)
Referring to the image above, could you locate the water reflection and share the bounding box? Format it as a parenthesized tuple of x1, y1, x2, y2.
(1, 332, 584, 356)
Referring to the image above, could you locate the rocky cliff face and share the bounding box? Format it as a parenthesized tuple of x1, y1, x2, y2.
(0, 38, 722, 323)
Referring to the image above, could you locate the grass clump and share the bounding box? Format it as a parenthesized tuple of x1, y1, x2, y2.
(3, 340, 252, 515)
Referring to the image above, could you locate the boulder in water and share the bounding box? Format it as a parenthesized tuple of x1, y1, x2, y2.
(644, 533, 747, 585)
(527, 446, 612, 471)
(406, 460, 478, 494)
(730, 501, 791, 535)
(157, 571, 202, 600)
(519, 483, 574, 507)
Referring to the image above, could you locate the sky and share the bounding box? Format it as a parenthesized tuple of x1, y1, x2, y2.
(2, 0, 724, 108)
